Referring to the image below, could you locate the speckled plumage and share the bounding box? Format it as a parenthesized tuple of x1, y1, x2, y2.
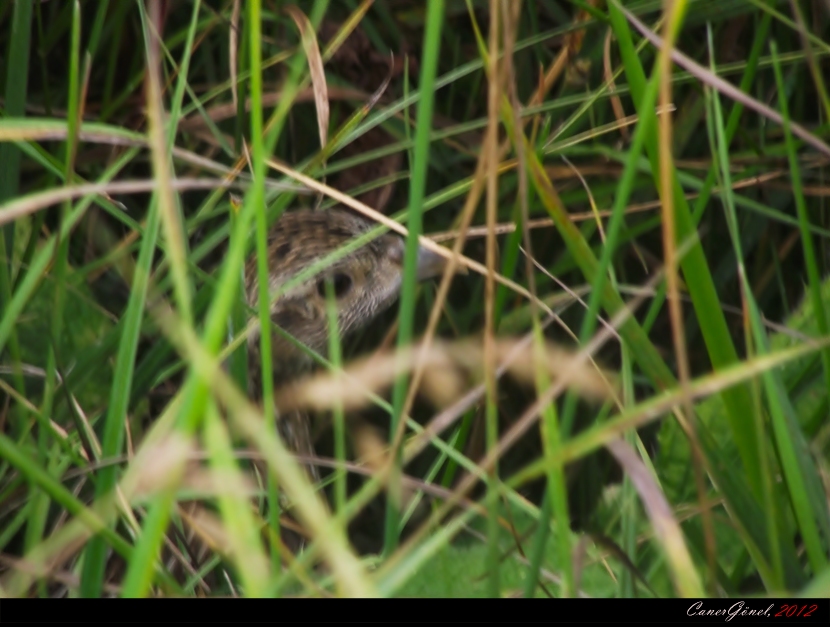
(245, 209, 409, 382)
(244, 208, 444, 486)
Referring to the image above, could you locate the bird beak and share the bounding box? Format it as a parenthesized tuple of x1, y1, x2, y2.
(415, 245, 466, 281)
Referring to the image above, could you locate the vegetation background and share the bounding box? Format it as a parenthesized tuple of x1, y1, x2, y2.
(0, 0, 828, 598)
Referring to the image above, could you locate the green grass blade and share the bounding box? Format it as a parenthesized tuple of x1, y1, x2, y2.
(385, 0, 445, 556)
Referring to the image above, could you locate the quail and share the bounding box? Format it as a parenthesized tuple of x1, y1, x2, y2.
(243, 208, 450, 485)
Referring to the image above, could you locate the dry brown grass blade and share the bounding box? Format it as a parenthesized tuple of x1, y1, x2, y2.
(177, 503, 236, 557)
(174, 497, 302, 580)
(181, 463, 259, 499)
(0, 124, 307, 193)
(349, 418, 409, 512)
(653, 0, 716, 594)
(605, 438, 702, 597)
(604, 27, 630, 142)
(274, 337, 617, 415)
(119, 433, 198, 501)
(229, 0, 241, 116)
(0, 178, 238, 227)
(285, 5, 329, 152)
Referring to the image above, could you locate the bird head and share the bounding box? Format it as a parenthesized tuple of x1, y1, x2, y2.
(245, 209, 453, 378)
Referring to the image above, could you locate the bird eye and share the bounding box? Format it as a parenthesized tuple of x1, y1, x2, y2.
(332, 273, 353, 297)
(317, 273, 353, 299)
